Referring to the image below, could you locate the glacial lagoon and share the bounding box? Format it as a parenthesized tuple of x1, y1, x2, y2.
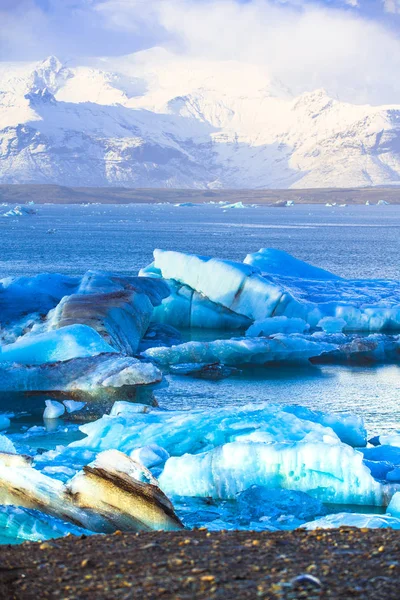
(1, 202, 400, 543)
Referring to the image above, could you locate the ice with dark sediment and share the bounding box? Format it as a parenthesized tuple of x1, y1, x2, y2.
(0, 449, 183, 534)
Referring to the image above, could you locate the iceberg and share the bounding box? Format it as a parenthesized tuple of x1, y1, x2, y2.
(158, 440, 391, 505)
(143, 335, 336, 367)
(72, 402, 366, 457)
(2, 205, 37, 217)
(141, 249, 400, 333)
(0, 353, 162, 401)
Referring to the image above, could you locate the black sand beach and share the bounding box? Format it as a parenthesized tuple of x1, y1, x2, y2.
(2, 528, 399, 599)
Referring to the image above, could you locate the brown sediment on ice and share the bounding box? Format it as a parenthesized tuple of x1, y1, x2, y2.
(1, 528, 399, 599)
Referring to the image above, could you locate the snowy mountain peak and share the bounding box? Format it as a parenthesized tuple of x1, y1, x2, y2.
(1, 52, 400, 189)
(29, 56, 72, 96)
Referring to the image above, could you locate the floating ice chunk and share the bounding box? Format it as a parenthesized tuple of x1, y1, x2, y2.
(246, 317, 309, 337)
(1, 324, 115, 364)
(174, 202, 196, 207)
(377, 200, 389, 205)
(317, 317, 347, 333)
(158, 440, 390, 505)
(110, 401, 153, 416)
(63, 400, 86, 414)
(303, 512, 400, 530)
(387, 491, 400, 517)
(0, 449, 183, 533)
(0, 354, 162, 401)
(67, 450, 183, 531)
(244, 248, 340, 280)
(361, 445, 400, 465)
(2, 205, 37, 217)
(130, 445, 170, 468)
(221, 202, 247, 209)
(43, 400, 65, 420)
(144, 250, 400, 333)
(143, 335, 336, 367)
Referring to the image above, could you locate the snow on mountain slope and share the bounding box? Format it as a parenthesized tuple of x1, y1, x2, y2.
(1, 51, 400, 189)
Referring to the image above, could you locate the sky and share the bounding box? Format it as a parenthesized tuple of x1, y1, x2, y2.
(1, 0, 400, 104)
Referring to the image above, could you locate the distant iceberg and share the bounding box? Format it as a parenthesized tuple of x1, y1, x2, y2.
(2, 205, 37, 217)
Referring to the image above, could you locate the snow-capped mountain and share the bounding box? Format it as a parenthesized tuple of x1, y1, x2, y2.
(1, 51, 400, 189)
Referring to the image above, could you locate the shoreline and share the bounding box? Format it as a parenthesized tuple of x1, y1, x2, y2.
(1, 184, 400, 205)
(2, 528, 399, 599)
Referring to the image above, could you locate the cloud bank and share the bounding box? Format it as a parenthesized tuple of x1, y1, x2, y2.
(1, 0, 400, 104)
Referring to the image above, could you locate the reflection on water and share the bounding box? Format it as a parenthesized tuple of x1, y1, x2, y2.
(156, 364, 400, 436)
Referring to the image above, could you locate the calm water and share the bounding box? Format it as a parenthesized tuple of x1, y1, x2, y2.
(1, 203, 400, 435)
(1, 203, 400, 279)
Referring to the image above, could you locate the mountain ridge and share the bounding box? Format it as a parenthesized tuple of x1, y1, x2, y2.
(1, 52, 400, 189)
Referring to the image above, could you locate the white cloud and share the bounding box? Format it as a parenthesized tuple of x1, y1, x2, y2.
(383, 0, 400, 13)
(94, 0, 400, 104)
(1, 0, 400, 104)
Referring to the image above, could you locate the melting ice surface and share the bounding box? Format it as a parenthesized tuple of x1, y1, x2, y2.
(0, 204, 400, 542)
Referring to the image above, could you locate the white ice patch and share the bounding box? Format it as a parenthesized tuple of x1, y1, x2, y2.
(43, 400, 65, 420)
(63, 400, 86, 414)
(71, 402, 366, 460)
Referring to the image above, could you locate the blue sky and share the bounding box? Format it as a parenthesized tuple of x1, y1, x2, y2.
(1, 1, 400, 104)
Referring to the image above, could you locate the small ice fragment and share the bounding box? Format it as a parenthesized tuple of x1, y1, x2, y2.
(63, 400, 86, 414)
(317, 317, 347, 333)
(130, 445, 170, 468)
(44, 400, 65, 420)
